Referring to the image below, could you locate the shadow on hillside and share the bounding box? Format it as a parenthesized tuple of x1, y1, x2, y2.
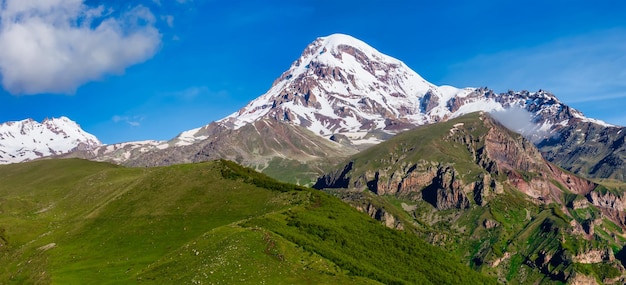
(616, 246, 626, 268)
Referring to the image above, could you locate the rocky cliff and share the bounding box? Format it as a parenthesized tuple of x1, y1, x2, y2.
(316, 112, 597, 207)
(315, 112, 626, 284)
(539, 121, 626, 180)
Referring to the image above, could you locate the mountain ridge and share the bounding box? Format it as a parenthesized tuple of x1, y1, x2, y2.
(0, 158, 495, 284)
(93, 33, 623, 181)
(0, 116, 101, 164)
(4, 33, 625, 181)
(314, 112, 626, 283)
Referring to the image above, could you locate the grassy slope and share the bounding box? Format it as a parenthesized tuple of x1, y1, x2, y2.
(317, 113, 626, 284)
(338, 113, 490, 185)
(0, 159, 493, 284)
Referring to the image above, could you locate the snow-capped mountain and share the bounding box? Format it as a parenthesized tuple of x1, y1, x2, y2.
(211, 34, 612, 144)
(0, 117, 101, 164)
(68, 33, 623, 180)
(218, 33, 475, 143)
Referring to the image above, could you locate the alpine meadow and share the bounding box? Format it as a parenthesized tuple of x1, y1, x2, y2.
(1, 1, 626, 284)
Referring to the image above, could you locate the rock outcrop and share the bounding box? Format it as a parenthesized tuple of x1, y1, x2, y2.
(355, 203, 404, 230)
(316, 113, 626, 283)
(539, 121, 626, 181)
(316, 161, 471, 210)
(587, 191, 626, 211)
(316, 113, 600, 208)
(569, 273, 599, 285)
(572, 248, 615, 264)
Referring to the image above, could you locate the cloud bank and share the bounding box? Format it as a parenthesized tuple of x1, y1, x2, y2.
(489, 107, 548, 143)
(0, 0, 162, 94)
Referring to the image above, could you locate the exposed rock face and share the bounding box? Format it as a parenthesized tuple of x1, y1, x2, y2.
(355, 203, 403, 230)
(421, 166, 470, 210)
(569, 273, 599, 285)
(489, 252, 511, 267)
(316, 113, 600, 209)
(473, 173, 503, 206)
(588, 191, 626, 211)
(316, 161, 471, 210)
(570, 198, 589, 210)
(539, 121, 626, 180)
(572, 249, 615, 264)
(587, 190, 626, 229)
(317, 113, 626, 283)
(473, 117, 596, 204)
(483, 219, 499, 229)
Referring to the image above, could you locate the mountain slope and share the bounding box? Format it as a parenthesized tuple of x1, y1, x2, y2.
(315, 112, 626, 284)
(66, 33, 625, 182)
(539, 121, 626, 180)
(65, 119, 358, 185)
(0, 117, 100, 164)
(0, 158, 494, 284)
(218, 33, 475, 136)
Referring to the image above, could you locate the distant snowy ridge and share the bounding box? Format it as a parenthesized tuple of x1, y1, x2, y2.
(0, 117, 101, 164)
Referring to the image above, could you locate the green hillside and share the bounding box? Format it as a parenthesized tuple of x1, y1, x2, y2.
(315, 113, 626, 284)
(0, 158, 494, 284)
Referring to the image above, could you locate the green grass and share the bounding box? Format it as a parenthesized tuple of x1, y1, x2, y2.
(244, 190, 496, 285)
(314, 113, 626, 284)
(1, 159, 301, 283)
(0, 158, 494, 284)
(346, 113, 490, 183)
(573, 262, 621, 281)
(260, 157, 331, 186)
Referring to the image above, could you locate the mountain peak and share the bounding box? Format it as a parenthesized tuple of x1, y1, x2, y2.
(287, 33, 412, 83)
(220, 34, 613, 143)
(219, 33, 447, 136)
(0, 116, 101, 164)
(304, 33, 396, 64)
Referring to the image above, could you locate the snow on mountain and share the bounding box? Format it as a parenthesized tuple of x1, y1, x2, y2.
(0, 117, 101, 164)
(208, 33, 607, 145)
(64, 33, 622, 179)
(217, 34, 477, 137)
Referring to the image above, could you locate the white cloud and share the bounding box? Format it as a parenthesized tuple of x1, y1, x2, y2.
(112, 115, 143, 127)
(489, 107, 547, 142)
(162, 15, 174, 27)
(0, 0, 162, 95)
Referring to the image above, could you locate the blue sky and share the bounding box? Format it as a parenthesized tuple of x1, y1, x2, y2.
(0, 0, 625, 144)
